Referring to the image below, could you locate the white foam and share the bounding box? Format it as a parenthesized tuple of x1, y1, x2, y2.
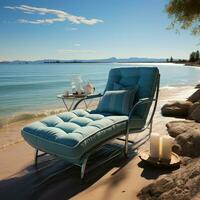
(0, 108, 66, 128)
(114, 62, 185, 66)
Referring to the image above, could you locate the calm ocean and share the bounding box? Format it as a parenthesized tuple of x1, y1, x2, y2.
(0, 63, 200, 119)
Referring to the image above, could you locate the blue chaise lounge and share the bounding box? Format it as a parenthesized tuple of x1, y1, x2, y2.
(22, 67, 160, 179)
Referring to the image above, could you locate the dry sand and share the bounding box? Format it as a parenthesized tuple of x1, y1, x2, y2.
(0, 86, 196, 200)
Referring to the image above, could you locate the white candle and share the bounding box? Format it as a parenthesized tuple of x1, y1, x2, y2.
(160, 135, 173, 160)
(150, 133, 160, 159)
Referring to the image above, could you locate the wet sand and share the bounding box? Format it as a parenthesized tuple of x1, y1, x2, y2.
(0, 86, 196, 200)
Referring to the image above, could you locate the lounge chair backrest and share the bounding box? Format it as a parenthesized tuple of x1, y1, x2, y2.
(104, 67, 159, 124)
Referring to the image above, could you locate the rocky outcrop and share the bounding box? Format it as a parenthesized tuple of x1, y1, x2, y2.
(161, 88, 200, 119)
(161, 101, 193, 117)
(188, 101, 200, 115)
(188, 101, 200, 122)
(166, 121, 200, 157)
(166, 121, 200, 137)
(188, 89, 200, 103)
(173, 131, 200, 157)
(138, 158, 200, 200)
(140, 87, 200, 200)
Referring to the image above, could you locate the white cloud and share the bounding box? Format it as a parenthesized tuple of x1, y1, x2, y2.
(57, 49, 96, 54)
(23, 11, 34, 14)
(18, 18, 65, 24)
(5, 5, 103, 25)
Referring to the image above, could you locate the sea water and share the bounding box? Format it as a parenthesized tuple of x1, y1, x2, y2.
(0, 63, 200, 119)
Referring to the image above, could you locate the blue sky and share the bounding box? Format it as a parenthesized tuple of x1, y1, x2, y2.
(0, 0, 199, 61)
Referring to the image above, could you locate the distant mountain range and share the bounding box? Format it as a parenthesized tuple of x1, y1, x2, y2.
(0, 57, 166, 64)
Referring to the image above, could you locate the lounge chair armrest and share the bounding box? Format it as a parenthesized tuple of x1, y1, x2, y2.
(139, 98, 153, 103)
(73, 93, 103, 110)
(84, 93, 103, 100)
(128, 97, 155, 118)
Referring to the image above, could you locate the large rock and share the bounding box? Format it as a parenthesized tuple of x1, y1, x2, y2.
(188, 102, 200, 122)
(188, 89, 200, 103)
(188, 101, 200, 115)
(173, 131, 200, 157)
(161, 101, 193, 118)
(138, 158, 200, 200)
(166, 120, 200, 137)
(166, 121, 200, 157)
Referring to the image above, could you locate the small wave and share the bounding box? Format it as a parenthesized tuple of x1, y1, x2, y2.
(0, 108, 66, 128)
(0, 79, 70, 88)
(160, 85, 196, 90)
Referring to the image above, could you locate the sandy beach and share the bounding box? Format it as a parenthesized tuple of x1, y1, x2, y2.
(2, 0, 200, 199)
(0, 86, 196, 200)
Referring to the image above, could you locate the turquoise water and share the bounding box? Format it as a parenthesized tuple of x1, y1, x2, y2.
(0, 63, 200, 118)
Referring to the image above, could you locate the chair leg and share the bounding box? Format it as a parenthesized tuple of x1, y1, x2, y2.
(35, 149, 38, 167)
(124, 130, 129, 157)
(81, 157, 88, 180)
(149, 120, 153, 135)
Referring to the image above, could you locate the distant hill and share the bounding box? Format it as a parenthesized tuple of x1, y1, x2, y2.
(0, 57, 166, 64)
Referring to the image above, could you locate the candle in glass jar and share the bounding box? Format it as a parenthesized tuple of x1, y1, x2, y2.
(150, 133, 160, 159)
(160, 135, 173, 160)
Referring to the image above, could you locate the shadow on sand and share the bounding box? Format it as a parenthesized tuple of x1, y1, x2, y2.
(0, 144, 136, 200)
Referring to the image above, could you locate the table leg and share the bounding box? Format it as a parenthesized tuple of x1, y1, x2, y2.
(69, 98, 76, 110)
(83, 100, 88, 109)
(62, 98, 69, 111)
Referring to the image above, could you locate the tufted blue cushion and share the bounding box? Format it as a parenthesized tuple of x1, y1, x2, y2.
(96, 89, 137, 115)
(22, 109, 128, 164)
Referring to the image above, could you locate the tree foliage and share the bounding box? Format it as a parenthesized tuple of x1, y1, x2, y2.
(166, 0, 200, 35)
(190, 52, 196, 62)
(189, 50, 200, 61)
(195, 50, 200, 60)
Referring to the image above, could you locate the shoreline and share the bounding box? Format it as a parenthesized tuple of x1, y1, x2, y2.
(176, 61, 200, 67)
(0, 85, 196, 128)
(1, 61, 200, 68)
(0, 85, 196, 151)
